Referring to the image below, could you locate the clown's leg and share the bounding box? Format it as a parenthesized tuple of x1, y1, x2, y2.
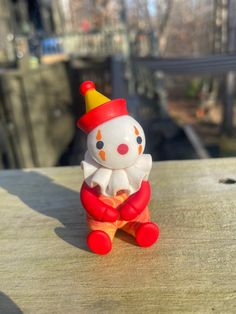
(122, 208, 159, 248)
(86, 217, 117, 255)
(122, 221, 159, 247)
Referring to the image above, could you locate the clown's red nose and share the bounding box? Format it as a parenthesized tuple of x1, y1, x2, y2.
(117, 144, 129, 155)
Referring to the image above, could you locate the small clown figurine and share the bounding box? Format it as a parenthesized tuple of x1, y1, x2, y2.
(78, 81, 159, 255)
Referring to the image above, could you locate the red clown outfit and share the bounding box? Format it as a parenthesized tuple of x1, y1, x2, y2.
(77, 81, 159, 255)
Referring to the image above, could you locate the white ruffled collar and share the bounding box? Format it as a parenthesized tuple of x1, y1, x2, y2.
(81, 151, 152, 197)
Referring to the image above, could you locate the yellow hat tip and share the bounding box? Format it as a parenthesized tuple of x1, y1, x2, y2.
(81, 82, 110, 112)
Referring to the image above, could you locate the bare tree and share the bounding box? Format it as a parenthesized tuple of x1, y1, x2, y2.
(155, 0, 173, 55)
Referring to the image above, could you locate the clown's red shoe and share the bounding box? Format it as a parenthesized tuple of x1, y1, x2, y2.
(135, 222, 159, 247)
(87, 230, 112, 255)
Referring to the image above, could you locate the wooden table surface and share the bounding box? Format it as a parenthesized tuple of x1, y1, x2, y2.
(0, 158, 235, 314)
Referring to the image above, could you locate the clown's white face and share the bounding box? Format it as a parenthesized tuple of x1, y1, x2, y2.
(87, 115, 146, 169)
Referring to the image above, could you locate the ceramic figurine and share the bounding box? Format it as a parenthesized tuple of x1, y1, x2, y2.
(78, 81, 159, 254)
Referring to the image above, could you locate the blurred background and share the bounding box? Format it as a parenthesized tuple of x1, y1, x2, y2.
(0, 0, 236, 169)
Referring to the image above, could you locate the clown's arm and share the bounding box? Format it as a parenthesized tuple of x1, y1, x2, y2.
(119, 180, 151, 221)
(80, 182, 119, 222)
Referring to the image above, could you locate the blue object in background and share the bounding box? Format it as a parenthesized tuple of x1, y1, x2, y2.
(41, 37, 63, 55)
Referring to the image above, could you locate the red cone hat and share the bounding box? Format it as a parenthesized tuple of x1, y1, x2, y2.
(77, 81, 128, 133)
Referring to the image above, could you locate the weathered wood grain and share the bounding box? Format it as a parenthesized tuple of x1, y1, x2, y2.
(0, 158, 236, 313)
(0, 62, 74, 168)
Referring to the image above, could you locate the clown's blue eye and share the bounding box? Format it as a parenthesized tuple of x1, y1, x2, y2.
(96, 141, 104, 149)
(136, 136, 142, 144)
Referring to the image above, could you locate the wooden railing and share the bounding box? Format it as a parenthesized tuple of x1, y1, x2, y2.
(0, 158, 235, 312)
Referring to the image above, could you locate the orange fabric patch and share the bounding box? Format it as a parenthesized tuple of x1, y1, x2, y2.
(87, 190, 151, 240)
(99, 190, 129, 208)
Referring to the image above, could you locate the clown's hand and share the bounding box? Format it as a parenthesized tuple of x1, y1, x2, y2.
(119, 203, 138, 221)
(102, 207, 119, 222)
(119, 180, 151, 221)
(80, 182, 118, 222)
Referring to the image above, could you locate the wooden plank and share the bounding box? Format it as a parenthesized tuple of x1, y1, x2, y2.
(1, 73, 35, 168)
(0, 158, 235, 313)
(41, 54, 69, 65)
(34, 63, 74, 166)
(133, 54, 236, 74)
(0, 63, 74, 168)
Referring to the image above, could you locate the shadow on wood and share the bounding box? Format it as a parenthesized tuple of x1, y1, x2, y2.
(0, 170, 89, 251)
(0, 292, 22, 314)
(0, 170, 145, 251)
